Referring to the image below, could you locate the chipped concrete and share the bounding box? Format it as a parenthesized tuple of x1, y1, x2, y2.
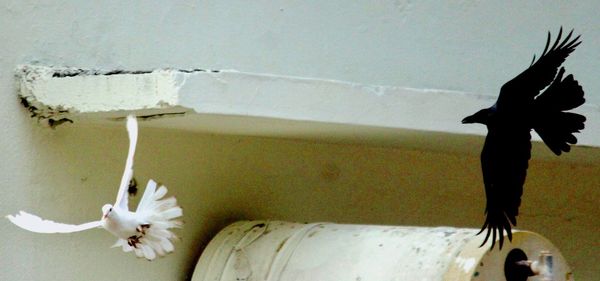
(17, 65, 189, 117)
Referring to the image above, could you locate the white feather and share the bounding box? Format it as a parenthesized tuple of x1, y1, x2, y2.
(114, 114, 138, 210)
(6, 211, 101, 233)
(136, 179, 157, 212)
(141, 244, 156, 260)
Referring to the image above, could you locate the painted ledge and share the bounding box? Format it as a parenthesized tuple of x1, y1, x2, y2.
(16, 65, 600, 159)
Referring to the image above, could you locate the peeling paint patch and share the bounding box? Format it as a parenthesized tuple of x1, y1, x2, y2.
(47, 118, 73, 128)
(47, 67, 210, 78)
(138, 112, 186, 120)
(275, 237, 289, 253)
(110, 112, 187, 122)
(455, 257, 477, 273)
(18, 94, 73, 127)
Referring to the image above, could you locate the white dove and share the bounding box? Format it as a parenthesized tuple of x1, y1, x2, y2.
(6, 115, 183, 260)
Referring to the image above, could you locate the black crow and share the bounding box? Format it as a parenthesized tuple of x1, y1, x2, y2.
(462, 28, 586, 250)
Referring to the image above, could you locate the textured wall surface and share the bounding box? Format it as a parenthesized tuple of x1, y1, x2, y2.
(1, 1, 598, 280)
(1, 1, 599, 102)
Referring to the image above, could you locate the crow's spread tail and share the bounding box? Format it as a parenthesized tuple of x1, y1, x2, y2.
(534, 67, 586, 155)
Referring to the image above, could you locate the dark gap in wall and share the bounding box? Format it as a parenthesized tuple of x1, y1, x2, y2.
(51, 68, 218, 78)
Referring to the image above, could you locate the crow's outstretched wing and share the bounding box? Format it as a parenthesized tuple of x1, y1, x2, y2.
(6, 211, 102, 233)
(497, 28, 581, 111)
(478, 127, 532, 249)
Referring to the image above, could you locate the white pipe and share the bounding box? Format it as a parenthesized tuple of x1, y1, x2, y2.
(192, 221, 573, 281)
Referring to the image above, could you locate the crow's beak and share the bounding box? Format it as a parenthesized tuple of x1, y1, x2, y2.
(462, 116, 473, 124)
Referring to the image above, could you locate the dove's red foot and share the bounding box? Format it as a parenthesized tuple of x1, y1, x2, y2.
(128, 224, 150, 247)
(136, 224, 151, 235)
(127, 235, 141, 248)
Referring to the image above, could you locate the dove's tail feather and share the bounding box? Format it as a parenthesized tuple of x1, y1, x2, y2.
(113, 180, 182, 260)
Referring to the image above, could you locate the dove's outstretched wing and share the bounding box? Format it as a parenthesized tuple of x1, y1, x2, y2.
(6, 211, 102, 233)
(114, 115, 138, 211)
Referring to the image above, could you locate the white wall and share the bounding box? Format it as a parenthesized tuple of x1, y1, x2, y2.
(2, 1, 600, 102)
(1, 1, 598, 280)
